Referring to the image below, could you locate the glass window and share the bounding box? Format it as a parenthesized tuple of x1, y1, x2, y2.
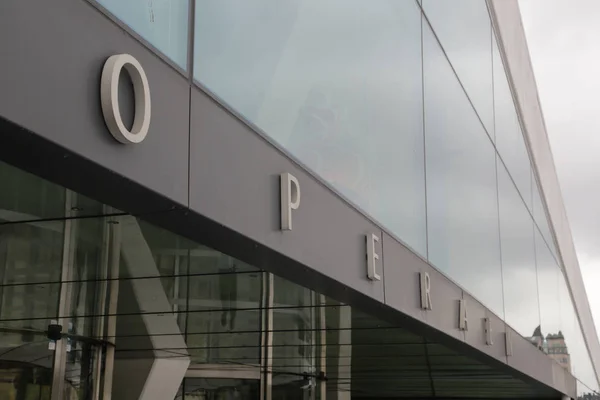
(423, 20, 503, 318)
(272, 275, 316, 396)
(194, 0, 427, 255)
(493, 34, 533, 210)
(497, 161, 539, 337)
(532, 174, 557, 259)
(95, 0, 189, 68)
(536, 228, 562, 352)
(0, 161, 65, 222)
(179, 378, 260, 399)
(556, 271, 599, 391)
(421, 0, 494, 136)
(0, 161, 109, 222)
(186, 254, 262, 365)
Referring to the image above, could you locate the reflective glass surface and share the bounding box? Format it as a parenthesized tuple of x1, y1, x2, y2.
(493, 34, 533, 210)
(421, 0, 494, 136)
(423, 20, 503, 318)
(194, 0, 427, 255)
(533, 174, 558, 258)
(497, 160, 539, 337)
(95, 0, 189, 68)
(0, 156, 597, 397)
(272, 275, 315, 393)
(178, 378, 260, 399)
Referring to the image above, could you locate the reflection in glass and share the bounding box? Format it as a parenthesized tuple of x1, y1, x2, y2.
(95, 0, 189, 68)
(272, 275, 315, 397)
(0, 222, 63, 336)
(498, 161, 539, 337)
(186, 255, 262, 365)
(536, 227, 566, 363)
(423, 20, 503, 318)
(532, 175, 557, 258)
(178, 378, 260, 399)
(578, 379, 600, 399)
(0, 161, 65, 222)
(422, 0, 494, 135)
(493, 35, 532, 210)
(194, 0, 427, 255)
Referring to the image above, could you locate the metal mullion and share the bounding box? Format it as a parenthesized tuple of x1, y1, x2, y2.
(51, 190, 77, 400)
(260, 272, 274, 400)
(319, 294, 327, 400)
(101, 218, 122, 400)
(92, 208, 112, 400)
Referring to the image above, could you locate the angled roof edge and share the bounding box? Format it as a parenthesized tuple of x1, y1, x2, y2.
(488, 0, 600, 388)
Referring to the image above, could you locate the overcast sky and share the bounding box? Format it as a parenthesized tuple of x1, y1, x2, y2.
(519, 0, 600, 334)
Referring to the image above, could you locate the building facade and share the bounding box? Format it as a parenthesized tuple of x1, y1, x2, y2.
(0, 0, 598, 399)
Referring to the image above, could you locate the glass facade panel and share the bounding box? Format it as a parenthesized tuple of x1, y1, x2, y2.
(536, 226, 563, 350)
(533, 174, 558, 258)
(186, 257, 262, 365)
(423, 20, 503, 318)
(493, 35, 533, 210)
(180, 378, 260, 399)
(555, 267, 600, 391)
(497, 160, 539, 337)
(0, 222, 63, 331)
(95, 0, 189, 68)
(194, 0, 427, 255)
(272, 275, 315, 395)
(421, 0, 494, 136)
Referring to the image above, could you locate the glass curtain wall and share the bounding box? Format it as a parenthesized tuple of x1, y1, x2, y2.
(0, 161, 118, 400)
(11, 0, 600, 395)
(187, 0, 599, 393)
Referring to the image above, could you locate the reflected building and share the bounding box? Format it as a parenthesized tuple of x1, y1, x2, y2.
(1, 0, 600, 399)
(529, 326, 572, 372)
(547, 331, 572, 372)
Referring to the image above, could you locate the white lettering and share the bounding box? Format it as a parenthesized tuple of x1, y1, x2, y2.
(485, 318, 493, 345)
(366, 234, 381, 281)
(505, 331, 513, 356)
(459, 299, 468, 331)
(280, 173, 300, 230)
(101, 54, 151, 144)
(420, 272, 432, 310)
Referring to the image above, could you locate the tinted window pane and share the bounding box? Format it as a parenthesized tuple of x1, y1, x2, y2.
(273, 275, 315, 384)
(532, 175, 557, 258)
(422, 0, 493, 135)
(95, 0, 189, 68)
(556, 271, 599, 391)
(493, 35, 532, 210)
(423, 22, 503, 318)
(194, 0, 427, 255)
(497, 161, 539, 337)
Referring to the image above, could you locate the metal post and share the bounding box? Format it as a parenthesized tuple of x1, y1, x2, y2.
(319, 294, 327, 400)
(260, 273, 274, 400)
(102, 219, 122, 400)
(51, 190, 77, 400)
(92, 208, 113, 400)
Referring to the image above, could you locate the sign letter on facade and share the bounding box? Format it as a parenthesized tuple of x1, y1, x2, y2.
(280, 173, 300, 231)
(100, 54, 151, 144)
(366, 233, 381, 281)
(420, 272, 432, 310)
(459, 299, 468, 331)
(505, 331, 513, 356)
(485, 318, 493, 345)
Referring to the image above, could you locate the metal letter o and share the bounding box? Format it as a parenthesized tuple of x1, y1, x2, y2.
(100, 54, 151, 144)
